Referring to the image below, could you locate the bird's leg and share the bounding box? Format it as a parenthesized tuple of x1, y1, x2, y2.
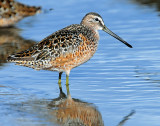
(66, 74, 70, 95)
(66, 74, 69, 85)
(58, 72, 63, 89)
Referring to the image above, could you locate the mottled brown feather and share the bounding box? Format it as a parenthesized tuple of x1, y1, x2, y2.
(8, 24, 98, 72)
(0, 0, 41, 27)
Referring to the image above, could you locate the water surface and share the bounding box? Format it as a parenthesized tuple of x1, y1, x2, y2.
(1, 0, 160, 125)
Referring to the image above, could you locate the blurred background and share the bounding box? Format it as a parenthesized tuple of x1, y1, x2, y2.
(0, 0, 160, 125)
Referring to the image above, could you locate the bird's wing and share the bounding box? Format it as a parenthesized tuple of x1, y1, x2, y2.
(8, 24, 86, 62)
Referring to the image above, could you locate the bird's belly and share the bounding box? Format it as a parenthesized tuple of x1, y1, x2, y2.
(50, 45, 97, 73)
(0, 15, 22, 27)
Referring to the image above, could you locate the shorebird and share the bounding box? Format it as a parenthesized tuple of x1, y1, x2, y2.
(0, 0, 41, 27)
(8, 12, 132, 89)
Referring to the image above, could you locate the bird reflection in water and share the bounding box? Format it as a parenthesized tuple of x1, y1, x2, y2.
(0, 27, 36, 66)
(48, 84, 104, 126)
(47, 84, 135, 126)
(1, 83, 135, 126)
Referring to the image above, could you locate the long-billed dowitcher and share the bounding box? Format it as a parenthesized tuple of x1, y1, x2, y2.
(8, 12, 132, 90)
(0, 0, 41, 27)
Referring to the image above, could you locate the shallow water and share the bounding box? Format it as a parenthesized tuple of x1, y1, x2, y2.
(1, 0, 160, 125)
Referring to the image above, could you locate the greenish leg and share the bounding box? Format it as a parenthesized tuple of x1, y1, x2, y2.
(58, 72, 63, 89)
(66, 74, 70, 95)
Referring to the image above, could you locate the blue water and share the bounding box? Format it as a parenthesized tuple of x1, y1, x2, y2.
(1, 0, 160, 125)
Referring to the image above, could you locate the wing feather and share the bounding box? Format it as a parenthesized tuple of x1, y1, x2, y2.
(7, 24, 86, 63)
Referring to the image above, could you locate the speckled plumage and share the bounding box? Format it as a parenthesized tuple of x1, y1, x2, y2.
(8, 12, 132, 85)
(8, 24, 99, 73)
(0, 0, 41, 27)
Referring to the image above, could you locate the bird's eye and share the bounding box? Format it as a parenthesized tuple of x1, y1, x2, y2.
(95, 18, 99, 21)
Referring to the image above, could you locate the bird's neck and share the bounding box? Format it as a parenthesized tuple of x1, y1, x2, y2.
(81, 23, 100, 41)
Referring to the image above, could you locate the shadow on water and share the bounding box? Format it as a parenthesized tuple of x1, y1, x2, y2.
(0, 27, 36, 66)
(132, 0, 160, 12)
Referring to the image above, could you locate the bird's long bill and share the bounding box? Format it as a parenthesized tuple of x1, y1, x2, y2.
(103, 26, 132, 48)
